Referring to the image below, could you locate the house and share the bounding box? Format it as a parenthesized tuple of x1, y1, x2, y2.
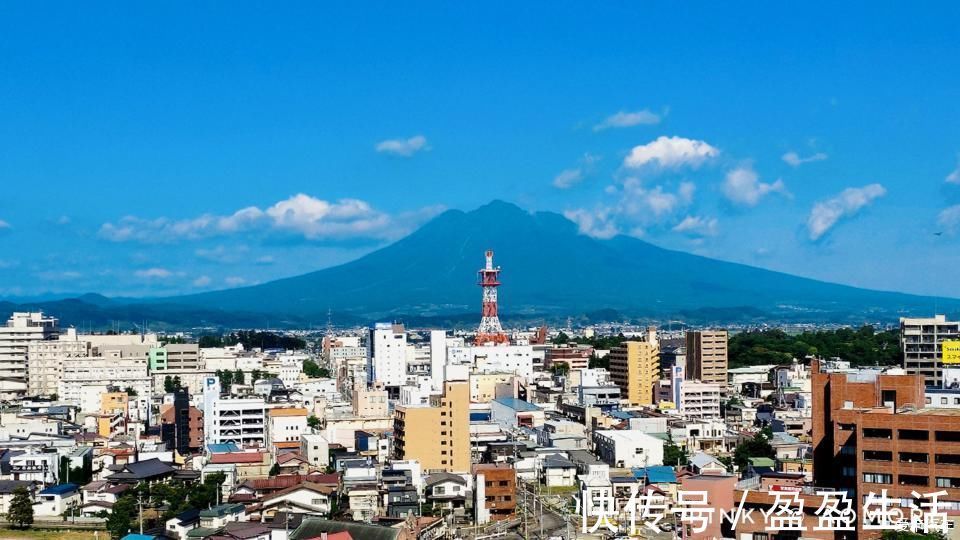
(688, 452, 728, 475)
(288, 517, 404, 540)
(35, 483, 81, 516)
(541, 455, 576, 487)
(592, 430, 665, 468)
(208, 452, 271, 482)
(275, 452, 311, 475)
(218, 521, 272, 540)
(0, 480, 36, 515)
(256, 482, 335, 520)
(231, 473, 338, 502)
(347, 487, 379, 522)
(385, 485, 419, 518)
(198, 503, 247, 529)
(424, 473, 470, 513)
(165, 508, 200, 539)
(106, 458, 176, 484)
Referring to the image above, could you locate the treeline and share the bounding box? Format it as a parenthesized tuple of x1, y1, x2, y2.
(729, 326, 900, 368)
(199, 330, 306, 350)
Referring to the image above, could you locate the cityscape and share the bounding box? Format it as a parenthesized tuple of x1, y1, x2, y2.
(1, 4, 960, 540)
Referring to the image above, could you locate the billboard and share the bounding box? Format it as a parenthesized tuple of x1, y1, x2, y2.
(944, 340, 960, 365)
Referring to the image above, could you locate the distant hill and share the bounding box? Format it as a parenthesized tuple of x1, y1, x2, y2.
(163, 200, 956, 325)
(7, 200, 954, 330)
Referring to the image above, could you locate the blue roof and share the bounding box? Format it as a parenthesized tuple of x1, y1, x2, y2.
(632, 466, 677, 484)
(121, 535, 157, 540)
(40, 483, 79, 495)
(470, 412, 491, 421)
(207, 442, 240, 453)
(609, 410, 635, 420)
(492, 397, 540, 412)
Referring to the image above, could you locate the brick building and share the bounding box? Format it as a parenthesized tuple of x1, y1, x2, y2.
(473, 463, 516, 523)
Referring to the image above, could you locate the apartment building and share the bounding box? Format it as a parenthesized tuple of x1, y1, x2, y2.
(474, 463, 516, 524)
(207, 398, 267, 447)
(368, 323, 407, 389)
(150, 343, 202, 371)
(352, 383, 389, 417)
(0, 312, 59, 398)
(608, 329, 659, 405)
(901, 314, 960, 386)
(267, 407, 308, 446)
(27, 328, 89, 398)
(685, 330, 728, 386)
(394, 380, 470, 473)
(58, 353, 152, 416)
(678, 380, 722, 420)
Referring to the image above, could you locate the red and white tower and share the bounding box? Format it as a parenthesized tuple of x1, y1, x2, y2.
(475, 250, 509, 345)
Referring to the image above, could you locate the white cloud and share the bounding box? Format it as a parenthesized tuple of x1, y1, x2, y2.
(375, 135, 429, 157)
(807, 184, 886, 241)
(782, 151, 828, 167)
(673, 215, 719, 237)
(594, 109, 661, 131)
(224, 276, 247, 286)
(947, 159, 960, 184)
(552, 169, 583, 189)
(938, 205, 960, 233)
(552, 153, 600, 189)
(618, 178, 695, 218)
(623, 136, 718, 170)
(255, 255, 275, 265)
(0, 220, 10, 229)
(722, 166, 787, 207)
(563, 209, 619, 239)
(100, 195, 437, 244)
(192, 275, 212, 287)
(135, 267, 173, 279)
(38, 270, 81, 281)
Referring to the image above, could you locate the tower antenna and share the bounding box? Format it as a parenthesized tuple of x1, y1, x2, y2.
(475, 250, 509, 345)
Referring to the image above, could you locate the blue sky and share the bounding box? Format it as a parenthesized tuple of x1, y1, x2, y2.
(1, 3, 959, 298)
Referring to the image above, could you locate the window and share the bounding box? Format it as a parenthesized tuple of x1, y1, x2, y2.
(863, 428, 893, 439)
(435, 486, 445, 495)
(937, 477, 960, 489)
(838, 423, 856, 431)
(900, 452, 929, 463)
(899, 475, 928, 487)
(943, 398, 949, 405)
(864, 473, 892, 484)
(842, 467, 856, 477)
(499, 480, 508, 486)
(863, 450, 892, 461)
(937, 454, 960, 465)
(937, 431, 960, 442)
(899, 429, 929, 441)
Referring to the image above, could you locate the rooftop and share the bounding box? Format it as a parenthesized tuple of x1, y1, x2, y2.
(492, 397, 540, 412)
(268, 407, 308, 417)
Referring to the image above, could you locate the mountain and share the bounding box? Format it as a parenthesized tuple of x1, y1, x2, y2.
(161, 200, 957, 325)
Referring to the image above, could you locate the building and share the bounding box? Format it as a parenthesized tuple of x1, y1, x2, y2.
(685, 330, 728, 385)
(367, 323, 407, 389)
(394, 380, 470, 473)
(901, 314, 960, 386)
(150, 343, 202, 371)
(352, 382, 388, 417)
(473, 463, 516, 523)
(207, 398, 267, 447)
(592, 430, 665, 468)
(490, 397, 545, 430)
(608, 330, 659, 406)
(26, 327, 89, 398)
(58, 353, 152, 416)
(267, 407, 308, 447)
(544, 344, 593, 371)
(678, 380, 722, 420)
(0, 312, 59, 398)
(160, 388, 193, 455)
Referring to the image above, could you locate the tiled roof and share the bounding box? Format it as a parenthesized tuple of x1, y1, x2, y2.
(268, 408, 308, 417)
(209, 452, 267, 464)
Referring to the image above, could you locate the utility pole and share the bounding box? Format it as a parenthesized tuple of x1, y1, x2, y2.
(138, 490, 144, 534)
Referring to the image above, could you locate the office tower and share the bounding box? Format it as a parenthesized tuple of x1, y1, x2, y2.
(685, 330, 728, 385)
(0, 312, 58, 398)
(161, 388, 191, 455)
(901, 314, 960, 387)
(608, 329, 659, 405)
(393, 380, 470, 473)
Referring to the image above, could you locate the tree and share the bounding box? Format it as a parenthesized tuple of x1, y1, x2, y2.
(269, 462, 281, 476)
(6, 485, 33, 528)
(882, 532, 948, 540)
(106, 492, 135, 538)
(553, 331, 570, 345)
(215, 369, 234, 393)
(663, 436, 689, 467)
(164, 375, 174, 393)
(125, 387, 138, 397)
(550, 362, 570, 376)
(302, 358, 331, 379)
(251, 369, 263, 382)
(733, 426, 775, 471)
(233, 369, 245, 385)
(307, 415, 321, 430)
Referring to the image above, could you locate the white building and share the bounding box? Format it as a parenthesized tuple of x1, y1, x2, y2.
(368, 323, 407, 387)
(430, 330, 447, 391)
(592, 430, 665, 468)
(266, 407, 308, 446)
(0, 312, 59, 398)
(207, 398, 267, 447)
(679, 381, 722, 420)
(902, 314, 960, 386)
(447, 345, 534, 380)
(301, 433, 330, 469)
(26, 328, 89, 398)
(58, 354, 151, 416)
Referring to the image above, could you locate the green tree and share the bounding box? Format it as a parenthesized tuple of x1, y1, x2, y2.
(125, 387, 138, 397)
(251, 369, 263, 382)
(307, 415, 321, 430)
(550, 362, 570, 376)
(663, 436, 689, 467)
(733, 426, 775, 471)
(164, 375, 174, 393)
(106, 492, 135, 538)
(6, 485, 33, 528)
(553, 331, 570, 345)
(302, 358, 330, 378)
(269, 462, 281, 476)
(234, 369, 245, 385)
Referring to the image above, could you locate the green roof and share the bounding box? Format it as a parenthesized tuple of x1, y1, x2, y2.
(186, 527, 221, 538)
(198, 503, 245, 518)
(290, 518, 400, 540)
(749, 457, 775, 467)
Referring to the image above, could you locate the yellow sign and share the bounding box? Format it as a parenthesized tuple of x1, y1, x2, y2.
(944, 341, 960, 364)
